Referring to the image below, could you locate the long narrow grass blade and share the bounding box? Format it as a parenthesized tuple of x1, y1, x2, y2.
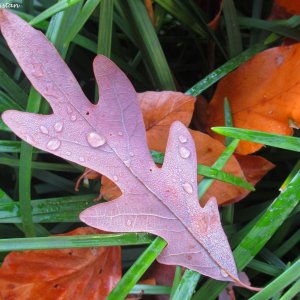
(0, 233, 154, 251)
(127, 0, 176, 90)
(130, 284, 171, 295)
(0, 67, 28, 106)
(249, 259, 300, 300)
(198, 139, 240, 200)
(97, 0, 114, 57)
(212, 127, 300, 152)
(107, 237, 167, 299)
(172, 270, 201, 300)
(29, 0, 82, 25)
(65, 0, 102, 44)
(223, 0, 243, 57)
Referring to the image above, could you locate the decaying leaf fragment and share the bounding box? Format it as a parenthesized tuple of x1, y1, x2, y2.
(0, 9, 257, 289)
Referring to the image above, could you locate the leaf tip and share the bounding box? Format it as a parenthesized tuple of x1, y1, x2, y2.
(1, 110, 16, 128)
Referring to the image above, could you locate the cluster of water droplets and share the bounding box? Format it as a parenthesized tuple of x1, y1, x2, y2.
(39, 121, 65, 151)
(178, 135, 194, 195)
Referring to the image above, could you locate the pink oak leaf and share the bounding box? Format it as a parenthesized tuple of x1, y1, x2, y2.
(0, 9, 257, 288)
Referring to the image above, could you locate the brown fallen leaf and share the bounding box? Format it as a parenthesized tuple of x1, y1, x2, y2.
(0, 227, 121, 300)
(207, 43, 300, 154)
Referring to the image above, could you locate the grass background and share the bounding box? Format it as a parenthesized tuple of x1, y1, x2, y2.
(0, 0, 299, 299)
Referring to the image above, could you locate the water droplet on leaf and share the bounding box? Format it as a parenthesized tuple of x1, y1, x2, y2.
(182, 182, 193, 194)
(79, 157, 85, 162)
(39, 126, 48, 134)
(113, 175, 118, 181)
(70, 114, 77, 121)
(179, 135, 188, 143)
(118, 131, 123, 136)
(179, 146, 191, 159)
(66, 151, 71, 156)
(47, 139, 61, 151)
(129, 152, 134, 157)
(87, 132, 106, 148)
(54, 122, 63, 132)
(127, 220, 132, 226)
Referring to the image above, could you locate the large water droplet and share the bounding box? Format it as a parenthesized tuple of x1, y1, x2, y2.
(113, 175, 119, 181)
(87, 132, 106, 148)
(54, 122, 63, 132)
(39, 126, 48, 134)
(47, 139, 61, 151)
(70, 114, 77, 121)
(179, 146, 191, 159)
(179, 135, 188, 143)
(182, 182, 193, 194)
(220, 269, 228, 277)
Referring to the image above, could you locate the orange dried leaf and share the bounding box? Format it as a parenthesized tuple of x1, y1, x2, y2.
(207, 43, 300, 154)
(0, 227, 121, 300)
(275, 0, 300, 15)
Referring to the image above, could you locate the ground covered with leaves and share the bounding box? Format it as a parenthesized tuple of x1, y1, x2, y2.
(0, 1, 299, 299)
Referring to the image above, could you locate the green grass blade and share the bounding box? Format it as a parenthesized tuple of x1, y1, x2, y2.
(97, 0, 114, 57)
(192, 170, 300, 300)
(127, 0, 176, 90)
(0, 188, 49, 236)
(186, 43, 267, 96)
(19, 89, 41, 237)
(65, 0, 102, 44)
(249, 259, 300, 300)
(0, 66, 28, 106)
(212, 127, 300, 152)
(29, 0, 82, 25)
(170, 266, 182, 298)
(279, 279, 300, 300)
(223, 0, 243, 57)
(154, 0, 207, 38)
(0, 233, 154, 251)
(280, 159, 300, 191)
(0, 142, 33, 153)
(107, 237, 167, 299)
(172, 270, 201, 300)
(239, 16, 300, 41)
(0, 91, 24, 112)
(0, 157, 79, 172)
(198, 139, 240, 200)
(130, 284, 171, 295)
(224, 97, 234, 146)
(0, 194, 97, 223)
